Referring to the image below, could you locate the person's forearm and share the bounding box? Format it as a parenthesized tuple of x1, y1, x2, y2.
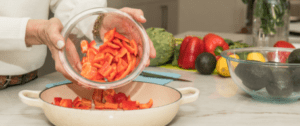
(25, 19, 48, 47)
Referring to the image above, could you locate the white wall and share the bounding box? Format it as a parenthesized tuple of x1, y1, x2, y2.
(178, 0, 247, 33)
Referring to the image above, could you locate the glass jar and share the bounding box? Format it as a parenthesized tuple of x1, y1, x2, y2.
(252, 0, 290, 47)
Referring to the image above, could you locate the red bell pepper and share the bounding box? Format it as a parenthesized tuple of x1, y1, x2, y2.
(267, 40, 295, 63)
(80, 40, 89, 53)
(93, 53, 105, 63)
(81, 57, 88, 64)
(94, 101, 105, 109)
(139, 98, 153, 109)
(89, 40, 98, 50)
(203, 33, 229, 58)
(115, 32, 130, 42)
(100, 47, 118, 56)
(104, 95, 115, 103)
(117, 58, 127, 73)
(98, 61, 113, 77)
(59, 99, 72, 108)
(72, 96, 81, 107)
(112, 38, 123, 47)
(92, 89, 103, 104)
(54, 97, 62, 106)
(274, 40, 295, 48)
(104, 102, 118, 110)
(87, 48, 98, 63)
(81, 62, 98, 79)
(122, 100, 138, 110)
(113, 92, 127, 103)
(81, 98, 92, 108)
(104, 28, 116, 43)
(103, 89, 116, 97)
(122, 40, 137, 56)
(178, 36, 204, 69)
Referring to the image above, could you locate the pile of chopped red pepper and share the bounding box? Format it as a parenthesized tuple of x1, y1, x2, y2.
(51, 89, 153, 110)
(80, 27, 138, 82)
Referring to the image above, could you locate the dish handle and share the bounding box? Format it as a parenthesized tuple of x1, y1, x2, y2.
(18, 90, 43, 108)
(177, 87, 200, 105)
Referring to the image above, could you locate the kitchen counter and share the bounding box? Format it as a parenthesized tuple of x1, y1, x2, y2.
(1, 31, 300, 126)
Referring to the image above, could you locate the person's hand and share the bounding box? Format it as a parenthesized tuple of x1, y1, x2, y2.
(97, 7, 156, 66)
(25, 18, 79, 83)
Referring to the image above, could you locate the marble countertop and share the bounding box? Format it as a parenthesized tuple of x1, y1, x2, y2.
(1, 31, 300, 126)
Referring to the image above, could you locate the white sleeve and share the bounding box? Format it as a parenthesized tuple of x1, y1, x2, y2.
(50, 0, 107, 31)
(50, 0, 107, 40)
(0, 17, 31, 51)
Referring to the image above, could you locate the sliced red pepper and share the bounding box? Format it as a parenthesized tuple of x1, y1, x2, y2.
(112, 38, 123, 47)
(122, 40, 137, 56)
(139, 98, 153, 109)
(117, 62, 125, 74)
(81, 57, 88, 64)
(136, 101, 140, 107)
(59, 99, 72, 108)
(93, 63, 103, 69)
(73, 101, 82, 108)
(72, 96, 81, 107)
(105, 42, 120, 49)
(126, 52, 132, 64)
(94, 101, 105, 109)
(122, 100, 138, 110)
(116, 47, 127, 58)
(127, 95, 132, 102)
(130, 55, 137, 72)
(104, 53, 114, 65)
(103, 89, 116, 97)
(118, 103, 123, 109)
(104, 95, 114, 103)
(130, 39, 137, 56)
(93, 73, 104, 80)
(87, 48, 98, 63)
(80, 40, 89, 53)
(101, 47, 118, 56)
(98, 61, 113, 77)
(104, 102, 118, 110)
(93, 53, 105, 63)
(114, 32, 130, 42)
(81, 62, 98, 79)
(81, 98, 92, 108)
(54, 97, 62, 106)
(104, 27, 116, 43)
(117, 58, 128, 73)
(115, 61, 132, 81)
(89, 40, 98, 50)
(113, 92, 127, 104)
(92, 89, 103, 104)
(106, 63, 117, 82)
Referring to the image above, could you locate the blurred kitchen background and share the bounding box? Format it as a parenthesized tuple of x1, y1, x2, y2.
(39, 0, 300, 76)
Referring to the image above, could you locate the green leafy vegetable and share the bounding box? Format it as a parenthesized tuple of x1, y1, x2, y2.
(243, 0, 289, 35)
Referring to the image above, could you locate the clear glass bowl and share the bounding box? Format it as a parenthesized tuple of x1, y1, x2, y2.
(58, 7, 150, 89)
(221, 47, 300, 103)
